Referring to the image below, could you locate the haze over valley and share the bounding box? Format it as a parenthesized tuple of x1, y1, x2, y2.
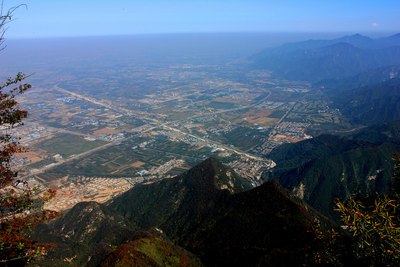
(4, 33, 391, 211)
(1, 1, 400, 266)
(1, 32, 399, 213)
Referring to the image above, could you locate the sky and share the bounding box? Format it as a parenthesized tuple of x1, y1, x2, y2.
(2, 0, 400, 38)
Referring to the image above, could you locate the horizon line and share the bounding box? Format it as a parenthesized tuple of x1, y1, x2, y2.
(6, 30, 399, 41)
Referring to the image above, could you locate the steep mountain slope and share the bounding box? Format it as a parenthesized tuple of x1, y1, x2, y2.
(266, 123, 400, 218)
(332, 78, 400, 125)
(31, 202, 201, 267)
(316, 67, 400, 125)
(252, 33, 400, 82)
(173, 180, 338, 266)
(32, 158, 350, 266)
(107, 158, 347, 266)
(32, 202, 140, 266)
(350, 120, 400, 143)
(318, 64, 400, 90)
(107, 157, 252, 235)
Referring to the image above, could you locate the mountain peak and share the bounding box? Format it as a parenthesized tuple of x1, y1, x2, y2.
(335, 34, 373, 48)
(106, 158, 251, 230)
(351, 33, 365, 38)
(341, 33, 371, 40)
(33, 157, 344, 266)
(183, 157, 252, 193)
(191, 156, 221, 173)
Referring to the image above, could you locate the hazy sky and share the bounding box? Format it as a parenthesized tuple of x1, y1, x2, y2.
(3, 0, 400, 38)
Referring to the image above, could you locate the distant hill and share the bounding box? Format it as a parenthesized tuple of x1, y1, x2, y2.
(252, 33, 400, 82)
(314, 66, 400, 125)
(31, 158, 354, 266)
(265, 122, 400, 218)
(317, 64, 400, 90)
(336, 78, 400, 125)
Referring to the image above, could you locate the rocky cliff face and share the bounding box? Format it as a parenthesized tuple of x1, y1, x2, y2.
(266, 122, 400, 218)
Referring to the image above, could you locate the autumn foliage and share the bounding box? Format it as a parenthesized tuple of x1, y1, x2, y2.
(0, 6, 59, 264)
(0, 73, 59, 265)
(335, 155, 400, 266)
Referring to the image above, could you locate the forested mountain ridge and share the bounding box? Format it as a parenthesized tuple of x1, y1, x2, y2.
(265, 122, 400, 218)
(32, 158, 352, 266)
(317, 64, 400, 90)
(329, 77, 400, 125)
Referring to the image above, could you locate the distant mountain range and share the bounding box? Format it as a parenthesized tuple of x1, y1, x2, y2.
(265, 121, 400, 218)
(32, 158, 354, 266)
(317, 64, 400, 89)
(252, 34, 400, 125)
(252, 33, 400, 82)
(314, 65, 400, 125)
(331, 77, 400, 125)
(255, 35, 400, 218)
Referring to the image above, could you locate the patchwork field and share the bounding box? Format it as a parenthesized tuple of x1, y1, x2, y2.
(34, 133, 107, 158)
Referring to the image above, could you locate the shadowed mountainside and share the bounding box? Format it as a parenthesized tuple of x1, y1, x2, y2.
(330, 78, 400, 125)
(107, 158, 348, 266)
(31, 158, 352, 266)
(32, 202, 139, 266)
(265, 122, 400, 218)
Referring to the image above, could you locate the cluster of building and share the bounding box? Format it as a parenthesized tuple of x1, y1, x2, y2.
(252, 138, 283, 155)
(7, 122, 54, 146)
(146, 159, 185, 177)
(258, 101, 284, 109)
(11, 156, 31, 169)
(317, 105, 342, 115)
(44, 176, 137, 212)
(272, 121, 311, 138)
(228, 157, 276, 185)
(56, 96, 77, 103)
(282, 87, 310, 93)
(13, 70, 332, 213)
(97, 133, 125, 142)
(133, 159, 186, 180)
(254, 121, 312, 155)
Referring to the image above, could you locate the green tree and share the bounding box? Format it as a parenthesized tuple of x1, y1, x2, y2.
(0, 2, 59, 265)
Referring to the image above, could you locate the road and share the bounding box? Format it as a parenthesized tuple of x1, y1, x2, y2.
(21, 126, 157, 180)
(170, 91, 271, 122)
(55, 85, 271, 162)
(24, 86, 274, 180)
(53, 86, 161, 122)
(20, 141, 115, 180)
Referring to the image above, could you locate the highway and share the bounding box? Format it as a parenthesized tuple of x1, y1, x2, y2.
(23, 86, 275, 180)
(54, 85, 272, 163)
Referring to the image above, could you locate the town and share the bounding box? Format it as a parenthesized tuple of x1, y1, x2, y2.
(12, 64, 345, 211)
